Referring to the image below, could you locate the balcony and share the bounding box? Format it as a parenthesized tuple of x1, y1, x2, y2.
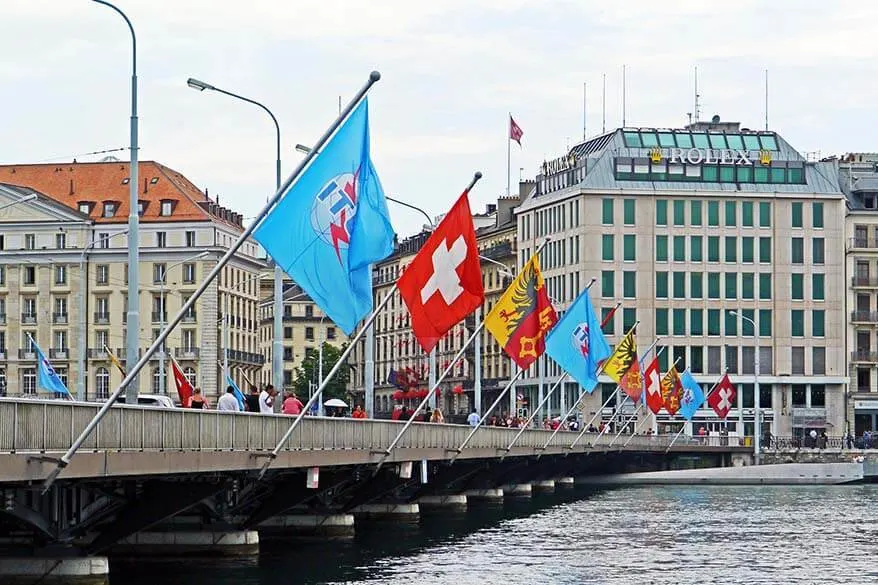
(851, 310, 878, 324)
(21, 313, 37, 325)
(52, 312, 69, 324)
(851, 275, 878, 288)
(88, 348, 108, 359)
(94, 312, 110, 325)
(49, 348, 69, 360)
(181, 312, 197, 323)
(175, 347, 200, 359)
(851, 350, 878, 363)
(227, 349, 265, 366)
(115, 348, 143, 359)
(151, 311, 167, 324)
(849, 237, 878, 250)
(480, 240, 515, 262)
(18, 349, 35, 359)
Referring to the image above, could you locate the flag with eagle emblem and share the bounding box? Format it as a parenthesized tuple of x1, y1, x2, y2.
(484, 254, 557, 369)
(602, 328, 637, 383)
(661, 366, 683, 415)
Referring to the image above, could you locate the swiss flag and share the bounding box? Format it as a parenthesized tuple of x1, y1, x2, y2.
(170, 357, 194, 406)
(644, 357, 663, 414)
(708, 373, 737, 419)
(398, 191, 484, 353)
(509, 115, 524, 146)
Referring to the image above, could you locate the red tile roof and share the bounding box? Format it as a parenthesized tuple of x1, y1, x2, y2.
(0, 160, 244, 229)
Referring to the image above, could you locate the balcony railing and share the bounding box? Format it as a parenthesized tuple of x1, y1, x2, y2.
(94, 312, 110, 324)
(852, 275, 878, 287)
(851, 310, 878, 323)
(49, 349, 69, 360)
(175, 347, 200, 359)
(480, 240, 515, 262)
(227, 349, 265, 366)
(851, 350, 878, 362)
(52, 312, 68, 324)
(18, 349, 35, 359)
(181, 312, 197, 323)
(21, 313, 37, 324)
(151, 311, 167, 324)
(849, 237, 878, 250)
(88, 348, 108, 359)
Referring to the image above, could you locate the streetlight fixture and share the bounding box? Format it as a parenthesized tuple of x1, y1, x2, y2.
(730, 310, 761, 462)
(158, 252, 209, 396)
(92, 0, 140, 404)
(186, 77, 285, 401)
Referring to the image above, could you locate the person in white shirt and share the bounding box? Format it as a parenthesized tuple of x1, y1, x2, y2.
(217, 386, 241, 412)
(259, 385, 277, 414)
(467, 411, 480, 427)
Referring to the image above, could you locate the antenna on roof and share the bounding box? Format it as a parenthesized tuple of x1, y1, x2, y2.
(621, 65, 627, 127)
(694, 66, 701, 123)
(764, 69, 769, 131)
(601, 73, 607, 133)
(582, 82, 587, 140)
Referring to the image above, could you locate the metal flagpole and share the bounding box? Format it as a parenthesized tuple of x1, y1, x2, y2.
(606, 345, 667, 447)
(257, 285, 397, 478)
(474, 306, 482, 416)
(665, 369, 728, 452)
(506, 112, 511, 197)
(42, 71, 382, 492)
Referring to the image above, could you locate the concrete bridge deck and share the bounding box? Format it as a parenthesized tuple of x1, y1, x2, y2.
(0, 398, 747, 483)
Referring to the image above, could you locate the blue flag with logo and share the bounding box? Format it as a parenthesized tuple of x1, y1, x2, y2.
(30, 336, 70, 395)
(225, 374, 246, 410)
(254, 97, 394, 334)
(544, 288, 611, 393)
(679, 369, 706, 420)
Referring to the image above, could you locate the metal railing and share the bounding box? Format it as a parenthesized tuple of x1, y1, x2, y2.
(851, 310, 878, 323)
(0, 398, 745, 455)
(21, 313, 37, 325)
(848, 237, 878, 250)
(174, 347, 200, 358)
(851, 350, 878, 363)
(851, 275, 878, 287)
(765, 435, 846, 450)
(94, 312, 110, 324)
(52, 312, 68, 324)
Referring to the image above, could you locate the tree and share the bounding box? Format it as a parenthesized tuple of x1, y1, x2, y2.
(292, 342, 351, 404)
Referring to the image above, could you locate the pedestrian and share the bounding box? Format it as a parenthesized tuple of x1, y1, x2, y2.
(259, 385, 277, 414)
(351, 405, 367, 419)
(430, 408, 445, 423)
(467, 410, 480, 427)
(217, 386, 241, 412)
(245, 386, 260, 413)
(188, 387, 208, 409)
(282, 391, 304, 415)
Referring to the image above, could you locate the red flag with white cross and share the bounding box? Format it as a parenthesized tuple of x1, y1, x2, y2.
(644, 357, 663, 414)
(398, 191, 485, 353)
(708, 373, 737, 419)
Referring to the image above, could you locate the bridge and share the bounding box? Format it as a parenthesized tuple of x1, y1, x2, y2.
(0, 397, 749, 582)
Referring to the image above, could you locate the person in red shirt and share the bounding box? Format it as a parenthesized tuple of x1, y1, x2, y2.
(282, 392, 304, 415)
(351, 405, 367, 419)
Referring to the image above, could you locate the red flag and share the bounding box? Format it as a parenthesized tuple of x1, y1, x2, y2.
(708, 373, 737, 419)
(170, 357, 193, 406)
(509, 115, 523, 146)
(398, 191, 484, 353)
(644, 358, 663, 414)
(661, 367, 682, 416)
(620, 355, 643, 402)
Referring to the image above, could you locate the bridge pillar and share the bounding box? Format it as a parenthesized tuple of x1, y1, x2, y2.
(532, 480, 556, 493)
(501, 483, 532, 498)
(463, 488, 504, 501)
(0, 556, 109, 584)
(110, 530, 259, 557)
(555, 477, 575, 488)
(255, 514, 355, 540)
(417, 494, 467, 510)
(352, 503, 419, 519)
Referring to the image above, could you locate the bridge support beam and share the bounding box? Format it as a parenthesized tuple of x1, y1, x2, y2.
(532, 480, 555, 493)
(501, 483, 532, 498)
(555, 477, 575, 488)
(417, 494, 467, 510)
(254, 514, 355, 540)
(464, 488, 504, 501)
(0, 556, 109, 585)
(351, 503, 419, 518)
(109, 530, 259, 557)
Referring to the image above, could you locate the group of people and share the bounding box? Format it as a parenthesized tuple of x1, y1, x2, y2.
(193, 384, 370, 419)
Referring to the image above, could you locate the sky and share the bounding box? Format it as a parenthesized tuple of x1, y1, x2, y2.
(2, 0, 877, 236)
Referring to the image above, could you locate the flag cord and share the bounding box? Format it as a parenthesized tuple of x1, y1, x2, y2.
(257, 283, 398, 480)
(664, 368, 729, 453)
(42, 71, 382, 493)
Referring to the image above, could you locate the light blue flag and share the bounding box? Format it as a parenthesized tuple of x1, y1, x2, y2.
(30, 336, 70, 395)
(254, 97, 394, 334)
(225, 374, 246, 410)
(544, 288, 611, 393)
(679, 369, 706, 421)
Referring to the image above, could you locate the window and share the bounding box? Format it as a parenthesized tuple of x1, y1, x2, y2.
(707, 272, 720, 299)
(622, 308, 636, 331)
(690, 236, 702, 262)
(327, 327, 337, 340)
(103, 202, 116, 218)
(156, 232, 167, 248)
(708, 201, 719, 226)
(741, 309, 755, 336)
(791, 202, 803, 228)
(813, 349, 826, 376)
(673, 272, 685, 299)
(54, 330, 68, 350)
(161, 200, 173, 216)
(742, 201, 753, 227)
(812, 238, 825, 264)
(673, 200, 685, 226)
(22, 368, 36, 395)
(708, 309, 720, 336)
(623, 199, 635, 225)
(184, 367, 197, 386)
(759, 201, 771, 227)
(726, 346, 739, 374)
(812, 273, 825, 301)
(79, 202, 90, 215)
(284, 326, 293, 339)
(673, 309, 686, 336)
(305, 305, 314, 318)
(656, 236, 668, 262)
(95, 330, 108, 349)
(96, 264, 109, 285)
(54, 265, 67, 285)
(690, 272, 703, 299)
(23, 266, 35, 286)
(153, 263, 166, 284)
(602, 271, 614, 298)
(623, 271, 636, 298)
(623, 235, 636, 261)
(25, 234, 35, 250)
(759, 273, 772, 300)
(691, 309, 703, 336)
(602, 199, 613, 224)
(725, 236, 737, 262)
(691, 200, 702, 226)
(759, 237, 771, 263)
(655, 309, 668, 336)
(0, 266, 4, 286)
(183, 263, 196, 284)
(725, 310, 737, 336)
(813, 202, 824, 228)
(602, 235, 614, 261)
(182, 329, 196, 350)
(759, 309, 772, 336)
(54, 297, 67, 318)
(725, 201, 736, 227)
(742, 237, 754, 263)
(185, 231, 196, 247)
(95, 368, 109, 399)
(656, 200, 668, 225)
(56, 233, 66, 249)
(791, 310, 805, 337)
(708, 236, 720, 262)
(791, 273, 804, 300)
(673, 236, 685, 261)
(812, 310, 825, 337)
(742, 273, 754, 299)
(791, 238, 804, 264)
(98, 233, 110, 249)
(725, 273, 737, 299)
(305, 327, 315, 341)
(655, 272, 668, 298)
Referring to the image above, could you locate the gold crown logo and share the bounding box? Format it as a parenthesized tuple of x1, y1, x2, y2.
(649, 147, 662, 163)
(759, 150, 772, 165)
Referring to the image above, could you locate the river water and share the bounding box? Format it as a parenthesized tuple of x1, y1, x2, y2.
(111, 485, 877, 585)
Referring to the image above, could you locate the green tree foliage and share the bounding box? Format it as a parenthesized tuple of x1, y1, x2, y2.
(292, 342, 351, 403)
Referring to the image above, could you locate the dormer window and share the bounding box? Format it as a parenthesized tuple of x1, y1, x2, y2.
(160, 200, 174, 216)
(150, 177, 159, 184)
(137, 200, 147, 216)
(121, 177, 130, 185)
(78, 202, 91, 215)
(103, 202, 117, 218)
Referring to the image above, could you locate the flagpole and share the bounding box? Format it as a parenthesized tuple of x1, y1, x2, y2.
(665, 368, 728, 452)
(506, 112, 511, 197)
(42, 71, 383, 492)
(606, 345, 668, 447)
(257, 284, 397, 479)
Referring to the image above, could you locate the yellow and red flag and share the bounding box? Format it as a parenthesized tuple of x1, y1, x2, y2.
(105, 345, 127, 377)
(661, 366, 683, 415)
(620, 354, 643, 402)
(484, 254, 557, 370)
(602, 328, 637, 383)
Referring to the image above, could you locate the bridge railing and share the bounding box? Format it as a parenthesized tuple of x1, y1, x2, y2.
(0, 398, 738, 455)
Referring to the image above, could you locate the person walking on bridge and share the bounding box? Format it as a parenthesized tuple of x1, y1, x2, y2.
(217, 386, 241, 412)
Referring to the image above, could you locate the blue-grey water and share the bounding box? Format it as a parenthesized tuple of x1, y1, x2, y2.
(111, 485, 877, 585)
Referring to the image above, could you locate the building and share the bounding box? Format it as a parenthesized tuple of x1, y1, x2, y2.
(257, 276, 347, 390)
(515, 117, 846, 441)
(839, 152, 878, 436)
(0, 160, 265, 400)
(348, 197, 518, 419)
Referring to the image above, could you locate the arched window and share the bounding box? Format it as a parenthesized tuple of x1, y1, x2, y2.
(95, 367, 109, 399)
(184, 367, 197, 386)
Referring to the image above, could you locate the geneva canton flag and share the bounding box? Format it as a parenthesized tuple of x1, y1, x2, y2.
(545, 288, 610, 393)
(254, 97, 394, 334)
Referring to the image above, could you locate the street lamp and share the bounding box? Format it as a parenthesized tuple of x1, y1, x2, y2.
(730, 310, 761, 462)
(92, 0, 140, 405)
(158, 252, 209, 396)
(186, 76, 285, 403)
(0, 193, 37, 212)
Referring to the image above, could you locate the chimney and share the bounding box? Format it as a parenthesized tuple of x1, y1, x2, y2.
(69, 179, 74, 195)
(143, 178, 148, 194)
(204, 188, 209, 201)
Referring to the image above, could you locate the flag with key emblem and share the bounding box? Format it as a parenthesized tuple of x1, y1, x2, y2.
(707, 373, 737, 419)
(398, 191, 484, 353)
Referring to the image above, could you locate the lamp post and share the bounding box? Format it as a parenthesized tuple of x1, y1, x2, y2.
(92, 0, 140, 404)
(186, 77, 285, 400)
(158, 252, 209, 396)
(731, 311, 760, 462)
